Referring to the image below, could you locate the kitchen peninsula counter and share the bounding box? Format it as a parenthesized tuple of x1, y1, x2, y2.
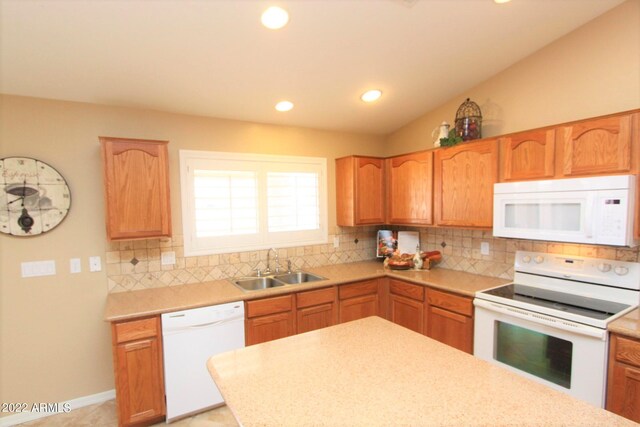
(206, 316, 634, 427)
(104, 261, 508, 321)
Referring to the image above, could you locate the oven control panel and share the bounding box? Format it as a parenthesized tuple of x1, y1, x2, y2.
(515, 251, 640, 290)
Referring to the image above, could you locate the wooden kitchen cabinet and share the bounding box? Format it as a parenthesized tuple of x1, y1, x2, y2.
(607, 333, 640, 422)
(499, 128, 556, 181)
(388, 279, 424, 333)
(425, 288, 473, 354)
(386, 151, 433, 225)
(100, 136, 172, 241)
(558, 112, 639, 177)
(434, 139, 498, 228)
(338, 279, 381, 323)
(336, 156, 385, 226)
(111, 316, 165, 426)
(245, 294, 295, 345)
(296, 287, 337, 334)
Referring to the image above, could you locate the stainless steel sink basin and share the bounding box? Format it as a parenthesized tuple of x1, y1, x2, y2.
(234, 277, 285, 292)
(231, 270, 327, 291)
(273, 272, 326, 284)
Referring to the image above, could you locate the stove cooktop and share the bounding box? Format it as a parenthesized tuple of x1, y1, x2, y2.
(479, 283, 631, 321)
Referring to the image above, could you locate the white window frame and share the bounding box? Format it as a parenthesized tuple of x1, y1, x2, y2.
(180, 150, 328, 256)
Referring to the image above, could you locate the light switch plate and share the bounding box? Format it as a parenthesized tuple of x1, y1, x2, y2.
(70, 258, 82, 274)
(21, 260, 56, 278)
(480, 241, 490, 255)
(89, 256, 102, 272)
(161, 251, 176, 266)
(333, 236, 340, 248)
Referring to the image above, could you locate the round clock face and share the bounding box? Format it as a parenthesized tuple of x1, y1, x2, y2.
(0, 157, 71, 236)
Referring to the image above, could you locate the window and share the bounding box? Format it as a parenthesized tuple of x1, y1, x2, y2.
(180, 150, 327, 256)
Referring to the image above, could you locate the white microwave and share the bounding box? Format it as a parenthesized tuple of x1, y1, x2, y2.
(493, 175, 638, 247)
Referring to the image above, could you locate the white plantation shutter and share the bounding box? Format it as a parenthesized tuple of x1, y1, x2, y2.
(181, 150, 327, 256)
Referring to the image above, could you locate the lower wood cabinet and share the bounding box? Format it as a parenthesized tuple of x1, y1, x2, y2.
(111, 316, 165, 427)
(245, 294, 295, 345)
(425, 288, 474, 354)
(388, 279, 424, 333)
(607, 333, 640, 422)
(296, 287, 337, 334)
(338, 279, 380, 323)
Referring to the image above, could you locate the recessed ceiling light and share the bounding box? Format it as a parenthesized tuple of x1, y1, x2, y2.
(361, 89, 382, 103)
(275, 101, 294, 112)
(261, 6, 289, 30)
(494, 0, 511, 3)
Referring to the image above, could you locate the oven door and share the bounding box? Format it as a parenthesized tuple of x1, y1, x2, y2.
(474, 299, 608, 408)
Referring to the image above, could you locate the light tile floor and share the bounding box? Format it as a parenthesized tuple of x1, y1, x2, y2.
(20, 400, 238, 427)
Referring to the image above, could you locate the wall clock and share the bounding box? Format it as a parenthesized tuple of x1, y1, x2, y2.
(0, 157, 71, 236)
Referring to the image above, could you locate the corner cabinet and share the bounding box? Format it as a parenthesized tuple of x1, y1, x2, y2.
(607, 333, 640, 423)
(100, 137, 172, 241)
(434, 139, 498, 228)
(336, 156, 385, 226)
(386, 151, 433, 225)
(388, 279, 424, 334)
(111, 316, 165, 427)
(558, 112, 639, 177)
(499, 129, 556, 181)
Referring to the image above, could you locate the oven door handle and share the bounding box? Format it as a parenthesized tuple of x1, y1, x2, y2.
(474, 299, 607, 341)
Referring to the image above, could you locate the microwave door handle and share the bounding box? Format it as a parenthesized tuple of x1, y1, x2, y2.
(584, 194, 595, 239)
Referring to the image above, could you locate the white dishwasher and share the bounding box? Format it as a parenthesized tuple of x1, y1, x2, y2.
(161, 301, 244, 422)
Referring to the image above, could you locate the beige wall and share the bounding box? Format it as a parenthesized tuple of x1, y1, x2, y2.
(0, 94, 384, 409)
(385, 0, 640, 155)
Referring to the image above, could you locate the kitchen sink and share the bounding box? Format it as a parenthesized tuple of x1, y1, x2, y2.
(231, 271, 327, 291)
(233, 277, 286, 292)
(273, 272, 326, 284)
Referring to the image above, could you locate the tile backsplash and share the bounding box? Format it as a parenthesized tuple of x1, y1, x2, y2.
(106, 227, 378, 293)
(106, 226, 640, 293)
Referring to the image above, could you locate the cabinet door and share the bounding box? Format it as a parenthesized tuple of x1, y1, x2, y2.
(434, 139, 498, 227)
(425, 306, 473, 354)
(559, 113, 638, 177)
(297, 303, 336, 334)
(499, 129, 555, 181)
(246, 311, 295, 346)
(114, 337, 165, 426)
(607, 335, 640, 422)
(100, 137, 172, 240)
(389, 294, 423, 333)
(386, 151, 433, 225)
(355, 157, 385, 224)
(339, 294, 379, 323)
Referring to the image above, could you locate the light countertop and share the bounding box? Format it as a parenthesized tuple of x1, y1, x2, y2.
(104, 261, 509, 321)
(206, 316, 635, 427)
(609, 308, 640, 340)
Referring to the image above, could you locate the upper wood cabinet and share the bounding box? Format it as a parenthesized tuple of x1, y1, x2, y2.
(499, 129, 556, 181)
(386, 151, 433, 225)
(434, 139, 498, 228)
(336, 156, 385, 226)
(558, 112, 639, 177)
(100, 137, 172, 241)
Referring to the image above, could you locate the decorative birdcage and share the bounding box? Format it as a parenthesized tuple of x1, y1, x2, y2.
(454, 98, 482, 141)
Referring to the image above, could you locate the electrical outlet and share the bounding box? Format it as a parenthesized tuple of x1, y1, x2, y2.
(480, 242, 490, 256)
(161, 251, 176, 265)
(333, 236, 339, 248)
(70, 258, 81, 274)
(89, 256, 102, 272)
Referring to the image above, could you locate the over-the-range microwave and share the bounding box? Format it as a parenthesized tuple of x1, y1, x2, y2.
(493, 175, 638, 247)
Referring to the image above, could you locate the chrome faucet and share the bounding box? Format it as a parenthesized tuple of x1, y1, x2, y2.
(266, 248, 280, 274)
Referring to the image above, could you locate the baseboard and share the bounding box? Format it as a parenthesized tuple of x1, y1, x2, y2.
(0, 389, 115, 427)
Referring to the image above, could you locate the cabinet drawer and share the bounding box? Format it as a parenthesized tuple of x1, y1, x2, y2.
(389, 279, 424, 301)
(114, 317, 159, 344)
(297, 287, 336, 308)
(427, 289, 472, 317)
(339, 280, 378, 300)
(615, 336, 640, 367)
(246, 295, 293, 318)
